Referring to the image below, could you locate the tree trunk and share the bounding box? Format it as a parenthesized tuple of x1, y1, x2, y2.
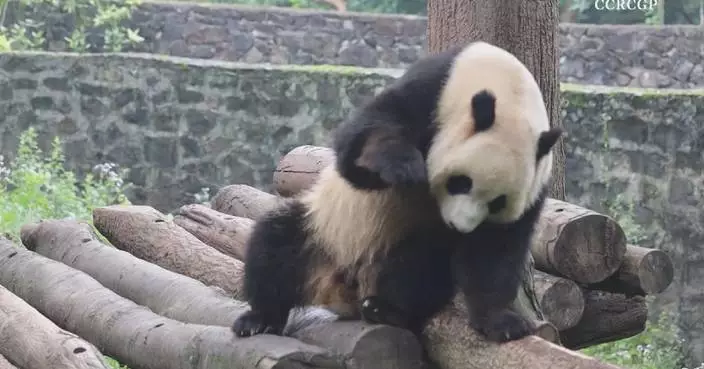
(427, 0, 565, 201)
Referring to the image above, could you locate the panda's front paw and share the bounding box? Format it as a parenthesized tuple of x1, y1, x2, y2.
(470, 309, 535, 343)
(375, 148, 427, 187)
(232, 310, 284, 337)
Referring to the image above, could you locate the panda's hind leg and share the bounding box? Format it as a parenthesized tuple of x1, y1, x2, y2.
(361, 230, 456, 335)
(232, 201, 311, 337)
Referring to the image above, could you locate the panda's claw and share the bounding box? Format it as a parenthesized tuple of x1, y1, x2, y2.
(470, 309, 535, 343)
(360, 296, 412, 329)
(232, 310, 283, 338)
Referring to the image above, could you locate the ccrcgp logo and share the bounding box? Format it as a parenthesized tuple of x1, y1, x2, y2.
(594, 0, 658, 10)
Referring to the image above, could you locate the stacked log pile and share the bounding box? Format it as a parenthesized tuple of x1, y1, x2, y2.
(0, 145, 673, 369)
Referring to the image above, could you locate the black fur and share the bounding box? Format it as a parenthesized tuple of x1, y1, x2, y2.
(452, 188, 548, 341)
(362, 189, 548, 342)
(471, 90, 496, 132)
(537, 127, 564, 161)
(360, 225, 457, 335)
(232, 201, 314, 337)
(333, 45, 464, 190)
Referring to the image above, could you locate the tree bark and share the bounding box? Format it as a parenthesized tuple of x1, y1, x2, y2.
(426, 0, 565, 201)
(0, 239, 339, 369)
(92, 205, 246, 299)
(533, 271, 585, 331)
(0, 281, 111, 369)
(586, 245, 674, 296)
(560, 291, 648, 350)
(21, 219, 423, 369)
(271, 145, 628, 284)
(173, 204, 253, 260)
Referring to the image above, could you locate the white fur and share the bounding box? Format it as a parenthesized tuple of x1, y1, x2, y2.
(427, 41, 554, 233)
(299, 164, 439, 266)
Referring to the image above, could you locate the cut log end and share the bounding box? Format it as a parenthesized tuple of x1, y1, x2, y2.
(534, 200, 627, 284)
(534, 272, 585, 331)
(587, 245, 674, 296)
(635, 247, 674, 294)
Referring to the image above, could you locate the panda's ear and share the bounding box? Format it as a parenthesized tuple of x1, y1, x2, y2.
(471, 90, 496, 132)
(536, 127, 563, 161)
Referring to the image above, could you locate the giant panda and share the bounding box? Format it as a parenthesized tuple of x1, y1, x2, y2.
(232, 40, 563, 343)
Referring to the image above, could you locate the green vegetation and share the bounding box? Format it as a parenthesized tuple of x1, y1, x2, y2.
(0, 128, 131, 368)
(0, 128, 131, 243)
(0, 0, 144, 52)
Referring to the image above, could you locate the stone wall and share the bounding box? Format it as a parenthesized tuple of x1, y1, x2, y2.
(1, 53, 704, 362)
(12, 1, 704, 88)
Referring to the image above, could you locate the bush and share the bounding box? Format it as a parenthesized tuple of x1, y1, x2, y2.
(0, 127, 131, 243)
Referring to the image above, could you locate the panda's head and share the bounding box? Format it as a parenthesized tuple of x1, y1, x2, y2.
(426, 41, 563, 233)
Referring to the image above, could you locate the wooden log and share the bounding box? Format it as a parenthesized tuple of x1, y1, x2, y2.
(21, 219, 426, 369)
(92, 205, 246, 299)
(0, 238, 340, 369)
(270, 145, 628, 284)
(533, 271, 585, 331)
(210, 184, 281, 219)
(559, 290, 647, 350)
(532, 199, 627, 284)
(273, 145, 334, 197)
(586, 245, 674, 296)
(0, 282, 111, 369)
(173, 204, 253, 260)
(423, 299, 622, 369)
(211, 184, 282, 220)
(0, 355, 18, 369)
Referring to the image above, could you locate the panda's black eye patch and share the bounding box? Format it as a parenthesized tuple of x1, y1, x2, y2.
(488, 195, 507, 214)
(446, 175, 473, 195)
